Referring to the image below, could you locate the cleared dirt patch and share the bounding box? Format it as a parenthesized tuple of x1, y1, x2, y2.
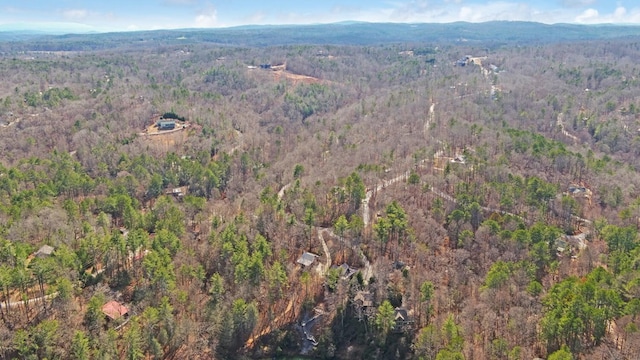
(248, 66, 322, 85)
(139, 123, 192, 153)
(272, 70, 322, 85)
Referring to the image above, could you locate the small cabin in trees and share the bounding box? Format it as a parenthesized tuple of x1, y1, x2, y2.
(354, 291, 373, 308)
(34, 245, 55, 258)
(332, 263, 357, 279)
(102, 300, 129, 321)
(157, 120, 176, 130)
(353, 291, 375, 319)
(394, 308, 408, 322)
(566, 183, 593, 207)
(393, 307, 412, 332)
(455, 56, 471, 66)
(165, 186, 188, 198)
(555, 233, 587, 257)
(450, 155, 466, 164)
(555, 237, 568, 255)
(296, 252, 319, 267)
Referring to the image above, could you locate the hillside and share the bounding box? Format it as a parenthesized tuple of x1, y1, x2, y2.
(0, 23, 640, 359)
(2, 21, 640, 51)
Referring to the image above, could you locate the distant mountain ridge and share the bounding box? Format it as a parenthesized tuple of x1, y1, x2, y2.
(0, 22, 99, 35)
(1, 21, 639, 51)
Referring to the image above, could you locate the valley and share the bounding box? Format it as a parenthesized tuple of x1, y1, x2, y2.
(0, 23, 639, 359)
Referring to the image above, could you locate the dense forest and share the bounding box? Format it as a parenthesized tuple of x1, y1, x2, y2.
(1, 23, 640, 359)
(3, 21, 640, 50)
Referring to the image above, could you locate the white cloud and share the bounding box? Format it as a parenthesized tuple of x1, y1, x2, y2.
(575, 8, 599, 22)
(63, 9, 89, 20)
(615, 6, 627, 17)
(381, 1, 540, 23)
(183, 0, 640, 28)
(195, 8, 218, 27)
(573, 6, 640, 24)
(459, 6, 474, 20)
(372, 1, 640, 24)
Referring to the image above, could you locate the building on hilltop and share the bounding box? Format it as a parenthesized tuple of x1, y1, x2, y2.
(157, 120, 176, 130)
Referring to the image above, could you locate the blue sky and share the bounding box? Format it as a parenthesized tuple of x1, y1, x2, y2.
(1, 0, 639, 32)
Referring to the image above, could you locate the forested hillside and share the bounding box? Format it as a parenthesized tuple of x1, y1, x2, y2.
(3, 22, 640, 50)
(1, 26, 640, 359)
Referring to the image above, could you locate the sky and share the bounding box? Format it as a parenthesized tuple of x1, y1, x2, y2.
(1, 0, 640, 33)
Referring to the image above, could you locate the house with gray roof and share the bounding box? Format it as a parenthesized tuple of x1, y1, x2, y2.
(296, 252, 319, 267)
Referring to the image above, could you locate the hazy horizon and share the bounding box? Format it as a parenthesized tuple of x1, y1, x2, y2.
(1, 0, 639, 34)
